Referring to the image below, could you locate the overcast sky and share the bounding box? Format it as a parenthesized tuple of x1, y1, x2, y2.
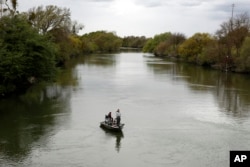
(18, 0, 250, 38)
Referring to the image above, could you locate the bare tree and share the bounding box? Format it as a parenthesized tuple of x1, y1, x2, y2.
(71, 20, 84, 35)
(216, 12, 250, 57)
(1, 0, 18, 16)
(28, 5, 71, 34)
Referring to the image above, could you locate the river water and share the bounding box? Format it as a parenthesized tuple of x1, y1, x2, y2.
(1, 52, 250, 167)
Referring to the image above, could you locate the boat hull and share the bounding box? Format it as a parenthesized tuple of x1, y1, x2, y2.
(100, 121, 124, 132)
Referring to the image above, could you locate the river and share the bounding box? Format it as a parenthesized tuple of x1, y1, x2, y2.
(1, 52, 250, 167)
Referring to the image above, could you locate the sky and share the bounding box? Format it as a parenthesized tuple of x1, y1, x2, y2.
(17, 0, 250, 38)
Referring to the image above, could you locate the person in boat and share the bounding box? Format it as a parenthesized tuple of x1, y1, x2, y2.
(105, 112, 113, 124)
(115, 109, 121, 126)
(108, 112, 113, 122)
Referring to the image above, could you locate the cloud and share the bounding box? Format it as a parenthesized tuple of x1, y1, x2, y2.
(213, 2, 250, 15)
(180, 1, 203, 7)
(87, 0, 114, 2)
(134, 0, 165, 8)
(134, 0, 211, 8)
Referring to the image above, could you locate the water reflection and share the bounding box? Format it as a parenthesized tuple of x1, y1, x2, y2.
(145, 55, 250, 119)
(0, 60, 78, 164)
(0, 89, 70, 163)
(100, 127, 124, 152)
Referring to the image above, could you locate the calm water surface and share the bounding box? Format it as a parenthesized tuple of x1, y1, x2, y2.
(1, 52, 250, 167)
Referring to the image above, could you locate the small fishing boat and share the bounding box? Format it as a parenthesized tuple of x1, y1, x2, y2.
(100, 121, 125, 132)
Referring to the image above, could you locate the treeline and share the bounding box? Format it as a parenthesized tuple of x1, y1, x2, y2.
(122, 36, 148, 48)
(143, 13, 250, 73)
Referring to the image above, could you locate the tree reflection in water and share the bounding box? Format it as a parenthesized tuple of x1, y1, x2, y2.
(0, 84, 72, 162)
(0, 60, 77, 163)
(145, 55, 250, 119)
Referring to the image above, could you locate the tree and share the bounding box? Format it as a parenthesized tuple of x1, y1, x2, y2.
(26, 5, 84, 64)
(69, 35, 82, 55)
(230, 13, 250, 57)
(27, 5, 71, 34)
(1, 0, 18, 17)
(197, 38, 219, 66)
(142, 38, 154, 53)
(48, 27, 72, 64)
(235, 37, 250, 72)
(0, 15, 57, 95)
(80, 31, 122, 53)
(143, 32, 171, 54)
(178, 33, 213, 63)
(168, 33, 186, 56)
(216, 12, 250, 68)
(155, 33, 186, 57)
(122, 36, 148, 48)
(71, 20, 84, 35)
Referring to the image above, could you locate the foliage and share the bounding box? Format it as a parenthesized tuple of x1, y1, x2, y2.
(143, 32, 185, 57)
(25, 5, 84, 64)
(197, 39, 219, 66)
(48, 27, 73, 64)
(216, 12, 250, 70)
(122, 36, 148, 48)
(234, 37, 250, 72)
(80, 31, 122, 53)
(216, 13, 250, 55)
(143, 32, 171, 53)
(155, 33, 186, 56)
(69, 35, 82, 55)
(142, 38, 154, 53)
(178, 33, 214, 63)
(0, 15, 57, 95)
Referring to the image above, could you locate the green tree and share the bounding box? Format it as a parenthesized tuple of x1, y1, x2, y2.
(197, 38, 219, 66)
(143, 32, 171, 54)
(168, 33, 186, 56)
(69, 35, 82, 56)
(48, 27, 73, 64)
(81, 31, 122, 53)
(122, 36, 148, 48)
(0, 15, 57, 95)
(178, 33, 213, 63)
(154, 33, 186, 57)
(142, 38, 154, 53)
(235, 37, 250, 72)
